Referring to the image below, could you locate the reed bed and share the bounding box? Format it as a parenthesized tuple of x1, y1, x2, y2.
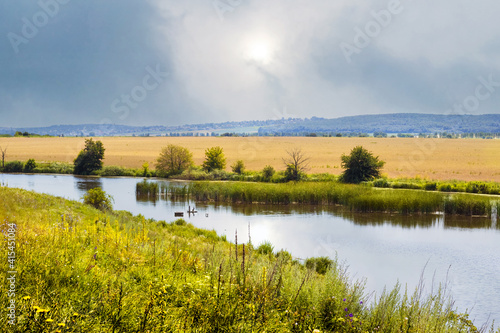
(187, 181, 498, 216)
(135, 179, 159, 196)
(0, 187, 494, 332)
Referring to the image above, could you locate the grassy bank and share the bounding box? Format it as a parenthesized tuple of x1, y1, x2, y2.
(0, 161, 153, 177)
(1, 187, 495, 332)
(369, 178, 500, 195)
(166, 181, 499, 216)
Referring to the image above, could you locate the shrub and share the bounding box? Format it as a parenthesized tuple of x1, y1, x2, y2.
(424, 182, 437, 191)
(2, 161, 24, 173)
(284, 164, 306, 181)
(99, 166, 135, 177)
(173, 218, 187, 226)
(35, 162, 74, 174)
(305, 257, 334, 275)
(438, 183, 453, 192)
(256, 241, 274, 255)
(210, 169, 232, 180)
(391, 182, 422, 190)
(231, 160, 245, 174)
(466, 181, 490, 194)
(372, 178, 390, 188)
(24, 159, 37, 172)
(262, 165, 275, 181)
(83, 188, 113, 211)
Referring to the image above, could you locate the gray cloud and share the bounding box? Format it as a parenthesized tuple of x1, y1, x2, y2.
(1, 0, 499, 127)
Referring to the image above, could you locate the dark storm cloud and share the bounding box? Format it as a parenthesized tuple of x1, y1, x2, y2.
(0, 0, 187, 127)
(1, 0, 499, 127)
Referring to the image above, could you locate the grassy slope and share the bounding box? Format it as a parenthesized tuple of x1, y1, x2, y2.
(0, 187, 495, 332)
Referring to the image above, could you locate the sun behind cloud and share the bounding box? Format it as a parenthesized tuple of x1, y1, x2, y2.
(245, 38, 274, 64)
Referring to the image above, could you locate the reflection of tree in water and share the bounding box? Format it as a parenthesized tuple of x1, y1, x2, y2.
(75, 177, 102, 192)
(443, 215, 496, 230)
(334, 210, 496, 230)
(341, 211, 439, 229)
(136, 194, 157, 206)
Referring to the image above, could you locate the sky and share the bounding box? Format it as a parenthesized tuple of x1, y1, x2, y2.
(1, 0, 499, 127)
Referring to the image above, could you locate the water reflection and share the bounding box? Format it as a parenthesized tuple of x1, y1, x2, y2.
(130, 192, 498, 231)
(136, 194, 158, 205)
(75, 177, 102, 191)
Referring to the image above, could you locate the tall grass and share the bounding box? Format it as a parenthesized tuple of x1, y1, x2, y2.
(370, 178, 500, 196)
(186, 181, 497, 216)
(135, 179, 159, 196)
(1, 187, 496, 332)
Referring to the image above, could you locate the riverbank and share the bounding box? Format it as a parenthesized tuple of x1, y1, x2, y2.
(0, 187, 494, 332)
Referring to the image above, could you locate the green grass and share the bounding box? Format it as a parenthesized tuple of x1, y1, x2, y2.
(185, 181, 499, 216)
(135, 179, 159, 196)
(1, 187, 496, 332)
(369, 178, 500, 196)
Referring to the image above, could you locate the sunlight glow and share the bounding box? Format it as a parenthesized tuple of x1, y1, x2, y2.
(245, 39, 273, 64)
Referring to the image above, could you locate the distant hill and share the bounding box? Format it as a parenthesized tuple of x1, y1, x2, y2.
(257, 114, 500, 135)
(1, 114, 499, 137)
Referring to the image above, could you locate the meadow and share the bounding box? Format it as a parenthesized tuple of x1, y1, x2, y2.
(1, 136, 500, 182)
(1, 186, 496, 332)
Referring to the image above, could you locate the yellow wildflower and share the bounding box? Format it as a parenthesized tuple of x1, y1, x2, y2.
(45, 318, 54, 322)
(22, 296, 31, 300)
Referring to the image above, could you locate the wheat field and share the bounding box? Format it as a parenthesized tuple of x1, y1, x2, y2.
(1, 136, 499, 182)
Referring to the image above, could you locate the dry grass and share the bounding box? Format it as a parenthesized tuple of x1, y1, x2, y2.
(1, 136, 499, 182)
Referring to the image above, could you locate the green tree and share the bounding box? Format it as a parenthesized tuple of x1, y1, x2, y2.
(231, 160, 245, 174)
(83, 188, 113, 211)
(156, 145, 193, 177)
(24, 159, 37, 172)
(0, 146, 6, 169)
(340, 146, 385, 184)
(202, 146, 226, 172)
(73, 139, 105, 175)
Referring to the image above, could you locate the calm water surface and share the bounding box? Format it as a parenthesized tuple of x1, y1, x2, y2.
(1, 173, 499, 328)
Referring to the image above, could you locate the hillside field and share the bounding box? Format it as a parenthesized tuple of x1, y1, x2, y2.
(0, 136, 499, 182)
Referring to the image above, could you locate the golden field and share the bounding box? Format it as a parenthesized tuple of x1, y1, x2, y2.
(0, 136, 499, 182)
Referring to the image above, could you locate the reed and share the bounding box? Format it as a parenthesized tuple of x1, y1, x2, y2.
(135, 179, 159, 197)
(187, 181, 497, 216)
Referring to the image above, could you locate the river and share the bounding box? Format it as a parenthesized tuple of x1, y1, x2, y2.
(1, 173, 499, 328)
